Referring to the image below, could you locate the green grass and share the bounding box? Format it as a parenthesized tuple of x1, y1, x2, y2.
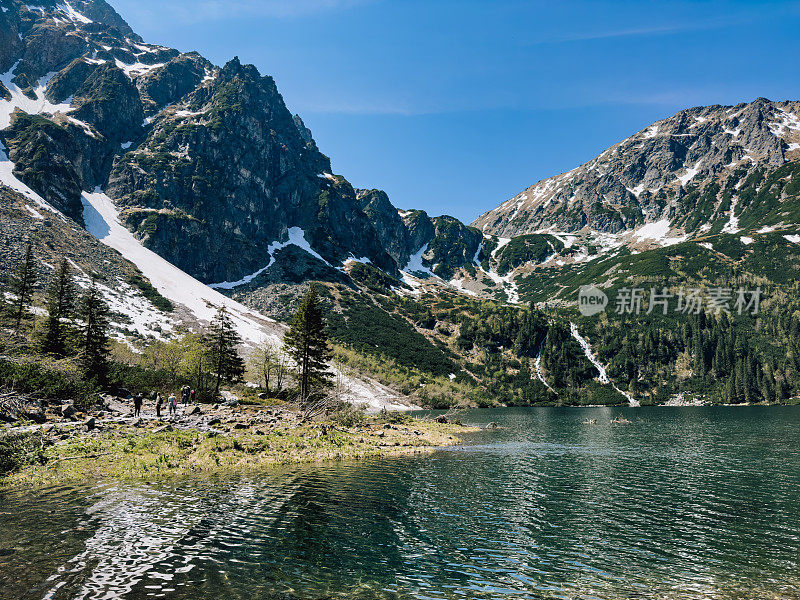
(3, 418, 474, 485)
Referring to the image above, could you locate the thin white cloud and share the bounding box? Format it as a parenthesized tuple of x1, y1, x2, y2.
(294, 86, 740, 116)
(531, 18, 737, 45)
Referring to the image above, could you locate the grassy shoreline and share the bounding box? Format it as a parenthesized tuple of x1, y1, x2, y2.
(3, 416, 477, 486)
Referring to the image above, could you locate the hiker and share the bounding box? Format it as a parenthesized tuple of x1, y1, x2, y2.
(181, 386, 190, 406)
(190, 389, 196, 404)
(133, 393, 143, 418)
(155, 393, 163, 419)
(168, 393, 177, 418)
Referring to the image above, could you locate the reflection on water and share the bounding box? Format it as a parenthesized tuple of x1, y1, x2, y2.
(2, 406, 800, 599)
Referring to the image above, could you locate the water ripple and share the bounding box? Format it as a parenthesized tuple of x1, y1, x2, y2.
(2, 407, 800, 599)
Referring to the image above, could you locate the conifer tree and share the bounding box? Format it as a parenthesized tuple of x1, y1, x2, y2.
(40, 258, 75, 357)
(78, 280, 111, 383)
(284, 284, 332, 402)
(204, 306, 245, 396)
(10, 242, 37, 331)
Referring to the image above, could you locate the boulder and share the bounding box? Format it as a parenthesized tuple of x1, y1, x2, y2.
(60, 403, 76, 418)
(21, 401, 46, 424)
(84, 417, 96, 431)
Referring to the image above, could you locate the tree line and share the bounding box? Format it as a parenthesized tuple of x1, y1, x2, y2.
(3, 244, 334, 405)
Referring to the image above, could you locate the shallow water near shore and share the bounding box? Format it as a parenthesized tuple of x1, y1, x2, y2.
(2, 406, 800, 599)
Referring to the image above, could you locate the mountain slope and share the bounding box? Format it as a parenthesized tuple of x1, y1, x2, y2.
(474, 98, 800, 239)
(0, 0, 483, 293)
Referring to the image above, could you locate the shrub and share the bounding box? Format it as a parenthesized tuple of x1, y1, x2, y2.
(0, 359, 97, 408)
(0, 431, 48, 476)
(376, 409, 414, 425)
(330, 402, 368, 427)
(108, 362, 181, 394)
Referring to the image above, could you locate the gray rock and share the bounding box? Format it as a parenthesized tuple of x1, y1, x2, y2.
(474, 98, 800, 239)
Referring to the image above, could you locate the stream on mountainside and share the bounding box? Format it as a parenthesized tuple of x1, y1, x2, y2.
(2, 406, 800, 600)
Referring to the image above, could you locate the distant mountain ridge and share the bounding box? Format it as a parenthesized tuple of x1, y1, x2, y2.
(473, 98, 800, 239)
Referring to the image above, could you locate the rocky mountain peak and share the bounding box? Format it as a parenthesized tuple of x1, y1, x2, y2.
(473, 97, 800, 240)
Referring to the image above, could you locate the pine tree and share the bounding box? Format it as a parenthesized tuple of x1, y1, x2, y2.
(284, 284, 332, 402)
(203, 306, 245, 396)
(40, 258, 75, 357)
(78, 280, 111, 384)
(10, 242, 38, 331)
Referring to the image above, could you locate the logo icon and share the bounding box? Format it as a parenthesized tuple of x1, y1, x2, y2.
(578, 285, 608, 316)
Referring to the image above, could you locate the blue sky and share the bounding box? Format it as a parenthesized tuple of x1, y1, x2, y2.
(112, 0, 800, 223)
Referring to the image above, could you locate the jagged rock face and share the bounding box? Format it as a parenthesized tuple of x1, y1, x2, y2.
(356, 193, 483, 279)
(1, 111, 84, 222)
(0, 9, 25, 73)
(71, 63, 143, 144)
(427, 216, 482, 280)
(105, 57, 395, 283)
(357, 189, 412, 266)
(401, 210, 436, 255)
(474, 98, 800, 237)
(67, 0, 138, 38)
(136, 53, 212, 114)
(0, 0, 491, 289)
(44, 57, 98, 103)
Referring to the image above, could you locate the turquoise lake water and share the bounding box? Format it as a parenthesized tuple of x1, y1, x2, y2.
(1, 406, 799, 599)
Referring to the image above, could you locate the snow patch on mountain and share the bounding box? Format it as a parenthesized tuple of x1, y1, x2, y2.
(677, 160, 703, 186)
(81, 189, 277, 345)
(642, 125, 659, 139)
(570, 323, 638, 407)
(491, 237, 511, 258)
(114, 59, 165, 80)
(0, 63, 74, 129)
(210, 227, 331, 290)
(484, 268, 519, 304)
(403, 243, 434, 277)
(56, 2, 92, 23)
(24, 205, 44, 219)
(722, 196, 741, 234)
(634, 219, 671, 242)
(449, 277, 478, 297)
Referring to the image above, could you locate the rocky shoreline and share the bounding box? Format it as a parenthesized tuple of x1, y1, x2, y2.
(0, 393, 477, 485)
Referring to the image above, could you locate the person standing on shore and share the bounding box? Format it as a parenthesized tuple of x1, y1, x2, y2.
(133, 393, 143, 418)
(190, 388, 196, 404)
(168, 393, 177, 418)
(155, 393, 163, 419)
